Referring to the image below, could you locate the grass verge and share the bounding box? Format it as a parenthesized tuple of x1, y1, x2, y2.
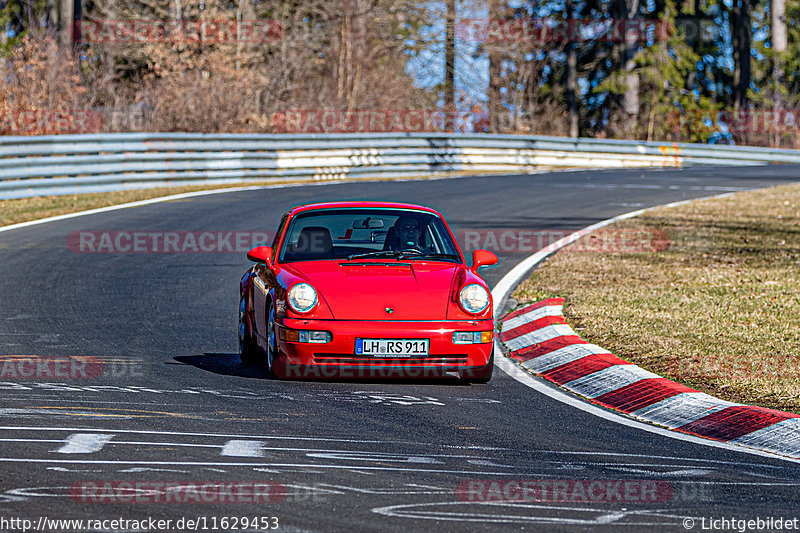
(512, 183, 800, 413)
(0, 182, 300, 228)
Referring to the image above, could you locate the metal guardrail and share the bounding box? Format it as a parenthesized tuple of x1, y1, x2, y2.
(2, 132, 800, 199)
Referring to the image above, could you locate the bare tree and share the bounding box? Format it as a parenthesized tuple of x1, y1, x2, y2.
(444, 0, 456, 130)
(731, 0, 752, 111)
(772, 0, 787, 146)
(565, 0, 578, 137)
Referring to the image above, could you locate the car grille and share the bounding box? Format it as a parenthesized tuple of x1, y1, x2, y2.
(313, 354, 468, 366)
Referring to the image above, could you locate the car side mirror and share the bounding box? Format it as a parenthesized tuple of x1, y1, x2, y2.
(247, 246, 274, 268)
(472, 249, 498, 270)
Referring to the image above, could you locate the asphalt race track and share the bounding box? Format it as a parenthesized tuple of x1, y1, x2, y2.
(1, 166, 800, 532)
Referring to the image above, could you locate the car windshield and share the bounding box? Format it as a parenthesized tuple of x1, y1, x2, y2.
(279, 209, 461, 263)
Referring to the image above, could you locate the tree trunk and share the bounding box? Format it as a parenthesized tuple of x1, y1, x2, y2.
(622, 0, 640, 137)
(772, 0, 787, 146)
(731, 0, 752, 112)
(59, 0, 76, 46)
(488, 0, 502, 132)
(445, 0, 456, 131)
(565, 0, 578, 137)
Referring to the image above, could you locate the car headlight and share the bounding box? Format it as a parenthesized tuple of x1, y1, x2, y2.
(459, 283, 490, 314)
(287, 283, 318, 313)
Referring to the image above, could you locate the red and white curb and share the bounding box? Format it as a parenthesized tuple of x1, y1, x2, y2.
(499, 298, 800, 459)
(491, 194, 800, 463)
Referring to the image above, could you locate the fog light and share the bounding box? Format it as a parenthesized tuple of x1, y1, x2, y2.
(280, 328, 331, 343)
(452, 332, 476, 344)
(299, 330, 332, 343)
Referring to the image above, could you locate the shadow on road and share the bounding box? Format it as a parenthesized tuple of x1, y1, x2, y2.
(172, 353, 469, 386)
(172, 353, 270, 379)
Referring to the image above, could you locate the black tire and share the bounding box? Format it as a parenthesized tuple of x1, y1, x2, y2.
(459, 348, 494, 383)
(238, 290, 260, 365)
(265, 301, 277, 377)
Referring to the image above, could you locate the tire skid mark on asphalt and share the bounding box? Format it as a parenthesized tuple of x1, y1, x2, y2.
(316, 483, 451, 495)
(0, 457, 561, 476)
(371, 500, 696, 526)
(0, 407, 205, 420)
(0, 444, 773, 477)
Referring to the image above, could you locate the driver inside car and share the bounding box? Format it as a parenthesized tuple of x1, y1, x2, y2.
(386, 215, 434, 253)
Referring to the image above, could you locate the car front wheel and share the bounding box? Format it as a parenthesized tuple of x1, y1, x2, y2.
(265, 302, 276, 376)
(239, 290, 259, 365)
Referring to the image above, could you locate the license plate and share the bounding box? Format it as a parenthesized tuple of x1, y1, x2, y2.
(355, 338, 429, 357)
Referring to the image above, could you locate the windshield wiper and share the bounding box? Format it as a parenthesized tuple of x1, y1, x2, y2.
(345, 249, 430, 261)
(345, 250, 459, 261)
(419, 253, 460, 261)
(345, 250, 405, 260)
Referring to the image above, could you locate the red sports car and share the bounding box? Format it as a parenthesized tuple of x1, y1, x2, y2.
(239, 201, 498, 382)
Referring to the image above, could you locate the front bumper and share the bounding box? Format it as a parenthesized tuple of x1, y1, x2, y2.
(276, 318, 494, 378)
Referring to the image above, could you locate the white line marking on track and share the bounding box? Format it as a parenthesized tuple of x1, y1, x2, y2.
(117, 467, 190, 473)
(306, 452, 443, 464)
(221, 440, 266, 458)
(467, 459, 513, 467)
(603, 466, 713, 477)
(53, 433, 114, 454)
(0, 425, 406, 444)
(46, 467, 103, 472)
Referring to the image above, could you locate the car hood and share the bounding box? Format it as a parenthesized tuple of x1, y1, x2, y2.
(285, 261, 461, 320)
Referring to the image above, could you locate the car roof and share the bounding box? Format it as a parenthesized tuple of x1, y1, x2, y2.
(287, 201, 442, 217)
